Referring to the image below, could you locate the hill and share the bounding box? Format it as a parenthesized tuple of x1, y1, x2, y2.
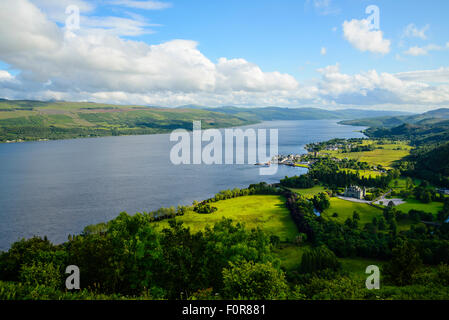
(0, 99, 412, 142)
(183, 105, 411, 122)
(340, 108, 449, 128)
(0, 99, 257, 142)
(364, 121, 449, 145)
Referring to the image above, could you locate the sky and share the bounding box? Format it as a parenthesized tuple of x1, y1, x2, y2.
(0, 0, 448, 112)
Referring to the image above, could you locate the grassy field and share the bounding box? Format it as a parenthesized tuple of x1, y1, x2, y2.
(322, 198, 383, 226)
(0, 100, 256, 142)
(339, 257, 385, 279)
(288, 185, 326, 198)
(396, 198, 444, 215)
(341, 169, 383, 178)
(274, 244, 309, 271)
(321, 140, 411, 169)
(156, 195, 299, 242)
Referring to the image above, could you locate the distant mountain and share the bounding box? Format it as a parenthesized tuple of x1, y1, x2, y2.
(364, 120, 449, 146)
(340, 108, 449, 127)
(179, 106, 412, 121)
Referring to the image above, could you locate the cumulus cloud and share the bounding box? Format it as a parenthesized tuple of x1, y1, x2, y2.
(1, 0, 449, 112)
(320, 47, 327, 56)
(342, 19, 391, 54)
(0, 0, 299, 104)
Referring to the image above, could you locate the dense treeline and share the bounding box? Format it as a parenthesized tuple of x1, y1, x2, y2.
(0, 216, 289, 299)
(308, 160, 398, 189)
(280, 159, 398, 189)
(407, 142, 449, 188)
(285, 188, 449, 264)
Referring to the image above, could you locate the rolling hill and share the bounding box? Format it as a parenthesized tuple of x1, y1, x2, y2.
(0, 99, 413, 142)
(339, 108, 449, 128)
(181, 105, 411, 122)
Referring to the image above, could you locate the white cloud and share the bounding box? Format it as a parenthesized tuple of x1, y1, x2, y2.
(80, 15, 159, 36)
(404, 23, 429, 40)
(0, 71, 15, 82)
(0, 0, 298, 101)
(395, 67, 449, 83)
(404, 46, 428, 56)
(343, 19, 391, 54)
(404, 44, 443, 56)
(108, 1, 172, 10)
(320, 47, 327, 56)
(314, 64, 449, 107)
(1, 0, 449, 112)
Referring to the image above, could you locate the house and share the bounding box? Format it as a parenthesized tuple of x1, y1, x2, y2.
(344, 186, 366, 200)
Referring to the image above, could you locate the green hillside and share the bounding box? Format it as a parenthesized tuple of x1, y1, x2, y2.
(0, 100, 257, 142)
(340, 108, 449, 128)
(0, 99, 412, 143)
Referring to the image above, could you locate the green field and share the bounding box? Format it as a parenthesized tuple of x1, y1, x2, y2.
(339, 257, 385, 279)
(274, 244, 309, 271)
(322, 198, 383, 226)
(396, 199, 444, 215)
(156, 195, 299, 242)
(289, 185, 326, 198)
(321, 140, 411, 169)
(341, 169, 383, 178)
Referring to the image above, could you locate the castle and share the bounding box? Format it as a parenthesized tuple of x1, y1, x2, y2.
(344, 186, 366, 200)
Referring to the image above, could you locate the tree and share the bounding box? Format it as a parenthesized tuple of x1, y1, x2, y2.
(19, 261, 61, 289)
(299, 246, 341, 274)
(378, 216, 387, 230)
(312, 192, 331, 212)
(222, 261, 288, 300)
(421, 191, 432, 204)
(383, 242, 422, 286)
(406, 177, 414, 190)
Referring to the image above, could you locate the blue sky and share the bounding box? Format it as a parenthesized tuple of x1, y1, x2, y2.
(138, 0, 449, 78)
(0, 0, 448, 111)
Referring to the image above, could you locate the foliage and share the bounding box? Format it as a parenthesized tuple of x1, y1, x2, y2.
(299, 246, 341, 274)
(383, 242, 423, 286)
(222, 261, 289, 300)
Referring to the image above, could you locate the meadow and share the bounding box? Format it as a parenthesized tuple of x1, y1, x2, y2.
(322, 197, 383, 226)
(274, 244, 309, 271)
(321, 140, 412, 169)
(396, 199, 444, 215)
(341, 169, 383, 178)
(288, 185, 327, 198)
(155, 195, 299, 242)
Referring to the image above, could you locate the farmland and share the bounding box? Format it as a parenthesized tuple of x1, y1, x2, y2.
(320, 140, 412, 169)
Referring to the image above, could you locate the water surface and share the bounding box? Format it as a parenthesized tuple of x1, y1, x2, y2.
(0, 120, 365, 250)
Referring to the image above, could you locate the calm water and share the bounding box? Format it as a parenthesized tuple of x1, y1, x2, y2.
(0, 120, 365, 250)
